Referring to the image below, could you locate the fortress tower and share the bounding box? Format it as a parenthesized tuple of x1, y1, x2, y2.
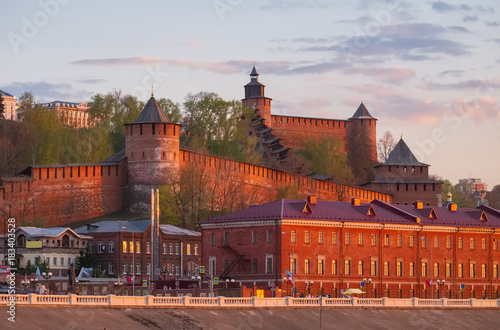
(242, 66, 272, 125)
(346, 102, 378, 162)
(125, 93, 181, 209)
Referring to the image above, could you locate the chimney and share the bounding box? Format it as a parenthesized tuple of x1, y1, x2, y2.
(351, 197, 360, 206)
(413, 201, 423, 209)
(448, 203, 457, 212)
(307, 195, 317, 205)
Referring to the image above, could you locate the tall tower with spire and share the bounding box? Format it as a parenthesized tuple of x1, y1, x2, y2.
(347, 102, 378, 162)
(242, 66, 272, 125)
(124, 93, 181, 208)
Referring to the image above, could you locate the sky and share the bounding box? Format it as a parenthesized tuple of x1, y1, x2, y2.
(1, 0, 499, 188)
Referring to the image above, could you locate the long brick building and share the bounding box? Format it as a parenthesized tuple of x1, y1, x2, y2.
(0, 69, 391, 228)
(200, 196, 500, 299)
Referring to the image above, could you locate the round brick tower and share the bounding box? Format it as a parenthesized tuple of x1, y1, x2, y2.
(346, 102, 378, 162)
(242, 65, 272, 126)
(125, 93, 180, 210)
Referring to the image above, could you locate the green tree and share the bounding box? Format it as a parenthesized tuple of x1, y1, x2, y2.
(0, 94, 5, 119)
(453, 181, 477, 208)
(156, 98, 182, 123)
(76, 248, 100, 276)
(17, 256, 49, 275)
(486, 185, 500, 209)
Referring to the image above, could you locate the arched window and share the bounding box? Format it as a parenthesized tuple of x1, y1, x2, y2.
(18, 234, 26, 247)
(62, 235, 70, 247)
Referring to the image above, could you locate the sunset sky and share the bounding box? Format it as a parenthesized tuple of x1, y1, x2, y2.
(2, 0, 499, 187)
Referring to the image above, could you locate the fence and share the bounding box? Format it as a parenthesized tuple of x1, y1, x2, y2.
(1, 295, 499, 308)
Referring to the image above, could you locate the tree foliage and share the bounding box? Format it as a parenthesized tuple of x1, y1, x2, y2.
(0, 94, 5, 119)
(377, 131, 397, 163)
(487, 185, 500, 209)
(76, 248, 100, 276)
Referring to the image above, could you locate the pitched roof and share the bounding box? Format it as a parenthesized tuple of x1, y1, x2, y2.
(349, 102, 376, 120)
(384, 138, 428, 166)
(17, 227, 91, 239)
(74, 220, 151, 234)
(0, 89, 14, 97)
(160, 224, 201, 236)
(250, 66, 258, 76)
(133, 96, 171, 123)
(199, 198, 500, 228)
(100, 149, 126, 164)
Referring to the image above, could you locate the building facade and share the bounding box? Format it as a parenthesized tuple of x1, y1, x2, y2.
(74, 220, 201, 279)
(0, 89, 18, 120)
(1, 227, 92, 276)
(459, 178, 488, 206)
(200, 196, 500, 299)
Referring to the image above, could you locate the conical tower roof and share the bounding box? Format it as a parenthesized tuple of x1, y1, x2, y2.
(133, 96, 171, 123)
(349, 102, 376, 120)
(384, 138, 428, 166)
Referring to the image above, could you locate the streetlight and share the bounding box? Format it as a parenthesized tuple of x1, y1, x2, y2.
(283, 277, 290, 296)
(362, 278, 372, 298)
(21, 279, 31, 293)
(420, 236, 433, 299)
(281, 231, 296, 297)
(437, 279, 445, 298)
(42, 272, 52, 294)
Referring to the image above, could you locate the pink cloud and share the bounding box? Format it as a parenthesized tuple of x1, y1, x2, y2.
(71, 56, 165, 66)
(343, 67, 416, 83)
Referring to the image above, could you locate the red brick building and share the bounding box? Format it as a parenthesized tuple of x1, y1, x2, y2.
(362, 137, 442, 206)
(74, 220, 201, 279)
(200, 196, 500, 299)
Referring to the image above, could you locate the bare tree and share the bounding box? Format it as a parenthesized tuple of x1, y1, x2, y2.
(377, 131, 397, 163)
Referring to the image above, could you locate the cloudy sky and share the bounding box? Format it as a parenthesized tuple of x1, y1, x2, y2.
(2, 0, 499, 188)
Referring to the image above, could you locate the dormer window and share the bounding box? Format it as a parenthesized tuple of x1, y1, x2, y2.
(18, 234, 26, 247)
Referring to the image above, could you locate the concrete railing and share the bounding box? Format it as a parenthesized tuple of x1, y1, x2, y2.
(2, 295, 500, 308)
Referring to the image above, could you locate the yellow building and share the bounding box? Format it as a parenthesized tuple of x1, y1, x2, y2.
(0, 89, 19, 120)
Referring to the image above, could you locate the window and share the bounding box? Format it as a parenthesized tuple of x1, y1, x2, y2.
(224, 260, 229, 271)
(434, 236, 439, 249)
(358, 233, 364, 245)
(482, 264, 487, 278)
(224, 232, 230, 245)
(332, 232, 338, 245)
(194, 244, 199, 255)
(371, 260, 377, 276)
(129, 264, 133, 273)
(68, 257, 72, 266)
(494, 264, 499, 278)
(421, 237, 427, 248)
(458, 264, 463, 278)
(422, 262, 428, 277)
(384, 261, 390, 276)
(252, 230, 258, 244)
(186, 244, 191, 255)
(318, 257, 325, 275)
(123, 263, 127, 274)
(266, 255, 273, 274)
(109, 241, 114, 253)
(290, 257, 297, 274)
(147, 263, 151, 275)
(470, 263, 476, 278)
(458, 237, 463, 249)
(136, 263, 141, 274)
(446, 236, 451, 249)
(332, 260, 337, 275)
(358, 261, 364, 275)
(409, 235, 414, 247)
(470, 238, 475, 250)
(434, 263, 439, 277)
(446, 262, 452, 277)
(129, 241, 134, 253)
(210, 233, 216, 246)
(384, 234, 390, 246)
(176, 243, 180, 255)
(169, 243, 174, 254)
(409, 262, 415, 277)
(345, 232, 351, 245)
(109, 262, 114, 275)
(60, 257, 64, 266)
(305, 259, 310, 274)
(345, 260, 351, 275)
(88, 242, 93, 252)
(482, 238, 487, 250)
(318, 231, 324, 244)
(397, 235, 402, 247)
(98, 241, 104, 253)
(209, 256, 216, 276)
(267, 230, 273, 244)
(163, 242, 167, 254)
(291, 230, 297, 243)
(397, 261, 403, 277)
(252, 259, 258, 274)
(305, 231, 311, 244)
(53, 257, 57, 266)
(371, 234, 377, 246)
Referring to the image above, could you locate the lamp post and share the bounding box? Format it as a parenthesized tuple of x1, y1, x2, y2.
(283, 277, 289, 296)
(41, 272, 52, 294)
(281, 231, 296, 297)
(362, 278, 372, 298)
(420, 236, 433, 299)
(21, 279, 31, 293)
(437, 279, 445, 298)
